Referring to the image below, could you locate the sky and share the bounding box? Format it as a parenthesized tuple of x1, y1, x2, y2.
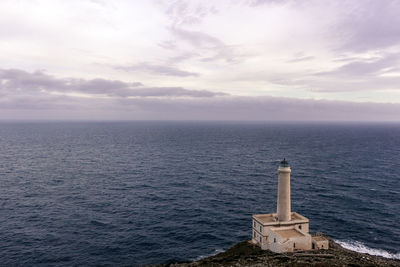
(1, 0, 400, 121)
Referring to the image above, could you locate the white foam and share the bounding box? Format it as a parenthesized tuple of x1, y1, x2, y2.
(335, 240, 400, 260)
(192, 248, 224, 261)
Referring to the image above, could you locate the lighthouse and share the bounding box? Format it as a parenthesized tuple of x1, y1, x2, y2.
(251, 159, 329, 252)
(277, 158, 291, 222)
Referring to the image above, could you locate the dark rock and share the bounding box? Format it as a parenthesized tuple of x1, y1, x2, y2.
(151, 234, 400, 267)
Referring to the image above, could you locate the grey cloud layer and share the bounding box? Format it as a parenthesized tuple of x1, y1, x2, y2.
(2, 92, 399, 121)
(0, 68, 224, 98)
(0, 69, 399, 121)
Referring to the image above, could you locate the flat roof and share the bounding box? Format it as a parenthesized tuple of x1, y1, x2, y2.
(253, 213, 277, 223)
(253, 212, 309, 225)
(274, 229, 304, 238)
(312, 236, 328, 242)
(291, 213, 305, 221)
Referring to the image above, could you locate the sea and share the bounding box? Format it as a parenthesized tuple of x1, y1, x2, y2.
(0, 121, 399, 266)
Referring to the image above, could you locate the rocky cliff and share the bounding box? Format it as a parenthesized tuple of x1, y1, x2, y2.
(152, 235, 399, 267)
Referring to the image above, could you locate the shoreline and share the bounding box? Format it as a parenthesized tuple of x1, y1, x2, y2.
(150, 234, 400, 267)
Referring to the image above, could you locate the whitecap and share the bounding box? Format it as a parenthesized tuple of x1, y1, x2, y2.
(335, 240, 400, 259)
(192, 248, 225, 261)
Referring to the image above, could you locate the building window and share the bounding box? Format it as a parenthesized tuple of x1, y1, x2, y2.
(254, 221, 256, 227)
(260, 226, 262, 232)
(253, 231, 255, 238)
(274, 238, 276, 243)
(259, 237, 262, 242)
(299, 225, 302, 230)
(293, 243, 296, 248)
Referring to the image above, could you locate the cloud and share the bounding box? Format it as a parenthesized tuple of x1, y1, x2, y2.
(108, 96, 400, 121)
(170, 27, 222, 48)
(163, 0, 218, 26)
(0, 68, 142, 96)
(89, 0, 107, 7)
(334, 0, 400, 52)
(124, 87, 226, 97)
(241, 0, 400, 53)
(0, 95, 74, 110)
(298, 53, 400, 92)
(244, 0, 292, 7)
(3, 93, 399, 121)
(0, 68, 225, 99)
(235, 51, 400, 93)
(316, 53, 400, 77)
(114, 62, 199, 77)
(0, 68, 399, 121)
(287, 55, 315, 63)
(169, 27, 237, 62)
(157, 2, 239, 63)
(166, 52, 199, 64)
(2, 1, 400, 108)
(158, 40, 178, 50)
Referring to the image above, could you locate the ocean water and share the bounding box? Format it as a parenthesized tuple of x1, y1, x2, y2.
(0, 121, 399, 266)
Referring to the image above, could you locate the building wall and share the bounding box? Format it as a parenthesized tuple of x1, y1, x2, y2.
(252, 219, 312, 252)
(312, 239, 329, 250)
(267, 228, 286, 252)
(252, 219, 266, 246)
(253, 218, 309, 234)
(295, 222, 309, 233)
(266, 227, 312, 253)
(289, 234, 312, 251)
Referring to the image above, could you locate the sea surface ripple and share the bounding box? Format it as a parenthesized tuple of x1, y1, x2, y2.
(0, 121, 399, 266)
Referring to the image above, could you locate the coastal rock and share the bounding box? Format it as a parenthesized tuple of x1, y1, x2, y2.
(153, 234, 399, 267)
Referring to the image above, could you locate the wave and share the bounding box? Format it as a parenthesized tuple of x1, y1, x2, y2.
(192, 248, 224, 261)
(335, 240, 400, 260)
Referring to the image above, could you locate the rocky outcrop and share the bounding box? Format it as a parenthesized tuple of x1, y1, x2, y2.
(152, 234, 399, 267)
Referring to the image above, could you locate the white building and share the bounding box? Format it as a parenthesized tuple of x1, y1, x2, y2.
(251, 159, 328, 253)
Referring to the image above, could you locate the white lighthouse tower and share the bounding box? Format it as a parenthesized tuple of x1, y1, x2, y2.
(277, 158, 291, 222)
(251, 159, 329, 252)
